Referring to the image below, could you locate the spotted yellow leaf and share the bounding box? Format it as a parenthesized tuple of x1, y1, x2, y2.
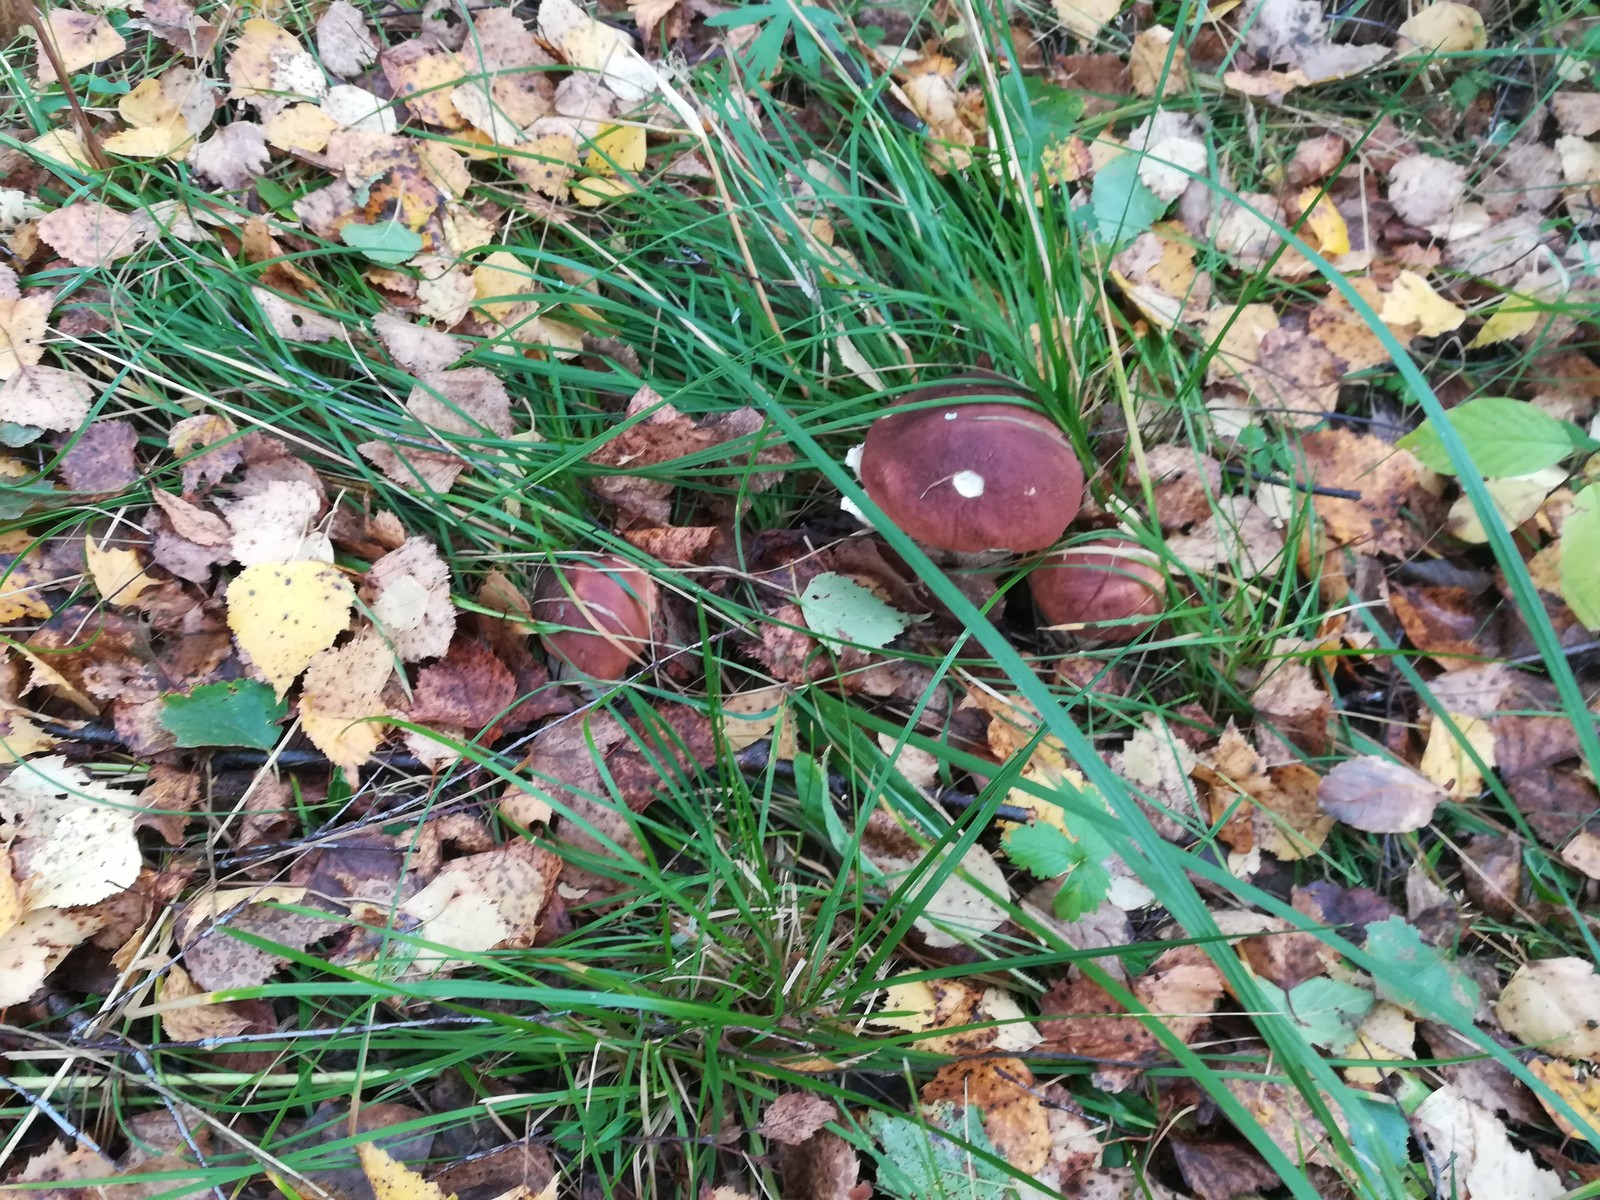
(85, 538, 159, 608)
(227, 561, 354, 698)
(357, 1142, 454, 1200)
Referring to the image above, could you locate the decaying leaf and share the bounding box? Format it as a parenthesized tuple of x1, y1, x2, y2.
(1318, 755, 1447, 833)
(1498, 958, 1600, 1060)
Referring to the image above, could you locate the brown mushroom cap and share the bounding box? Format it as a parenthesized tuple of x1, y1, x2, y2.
(1029, 538, 1163, 642)
(857, 376, 1084, 553)
(532, 554, 656, 679)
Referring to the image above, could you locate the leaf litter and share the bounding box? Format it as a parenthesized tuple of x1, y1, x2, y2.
(5, 0, 1600, 1195)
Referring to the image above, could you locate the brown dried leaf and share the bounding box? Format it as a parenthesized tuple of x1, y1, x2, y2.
(920, 1058, 1050, 1173)
(1298, 430, 1420, 556)
(756, 1092, 837, 1147)
(1318, 755, 1446, 833)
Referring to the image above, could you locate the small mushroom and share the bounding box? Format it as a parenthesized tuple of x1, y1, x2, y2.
(531, 554, 656, 679)
(857, 374, 1084, 553)
(1029, 538, 1163, 642)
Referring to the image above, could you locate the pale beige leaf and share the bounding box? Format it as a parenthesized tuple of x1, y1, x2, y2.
(0, 755, 140, 911)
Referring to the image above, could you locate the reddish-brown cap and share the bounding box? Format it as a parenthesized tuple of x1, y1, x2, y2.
(1029, 538, 1163, 642)
(532, 554, 656, 680)
(858, 377, 1083, 553)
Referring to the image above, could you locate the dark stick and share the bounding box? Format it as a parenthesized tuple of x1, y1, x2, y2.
(1220, 462, 1364, 501)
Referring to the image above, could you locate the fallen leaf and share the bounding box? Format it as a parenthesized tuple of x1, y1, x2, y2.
(382, 39, 469, 129)
(1053, 0, 1122, 38)
(299, 628, 393, 781)
(1318, 755, 1446, 832)
(0, 365, 94, 433)
(37, 203, 155, 267)
(1129, 26, 1187, 97)
(227, 561, 355, 698)
(226, 18, 328, 118)
(57, 419, 138, 493)
(1414, 1085, 1564, 1200)
(0, 755, 140, 911)
(359, 1141, 448, 1200)
(368, 536, 456, 661)
(85, 536, 160, 608)
(921, 1058, 1050, 1173)
(0, 907, 107, 1005)
(537, 0, 659, 104)
(757, 1093, 837, 1147)
(861, 810, 1011, 948)
(36, 9, 126, 82)
(1387, 155, 1470, 227)
(1397, 1, 1487, 52)
(157, 961, 257, 1041)
(1297, 430, 1420, 556)
(316, 0, 379, 77)
(1381, 270, 1467, 337)
(190, 121, 271, 190)
(0, 288, 51, 380)
(1528, 1057, 1600, 1144)
(1498, 958, 1600, 1060)
(255, 288, 342, 343)
(222, 478, 329, 566)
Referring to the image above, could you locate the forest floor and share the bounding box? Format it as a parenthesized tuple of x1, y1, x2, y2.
(3, 0, 1600, 1197)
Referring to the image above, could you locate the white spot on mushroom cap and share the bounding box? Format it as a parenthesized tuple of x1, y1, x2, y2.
(944, 411, 959, 420)
(952, 470, 986, 498)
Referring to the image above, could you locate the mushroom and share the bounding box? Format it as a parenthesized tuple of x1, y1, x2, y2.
(531, 554, 656, 679)
(1029, 538, 1163, 642)
(856, 374, 1084, 553)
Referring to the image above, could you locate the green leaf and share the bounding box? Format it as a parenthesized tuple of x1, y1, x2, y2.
(1364, 916, 1480, 1017)
(1258, 976, 1375, 1049)
(798, 571, 913, 648)
(1054, 855, 1112, 921)
(868, 1104, 1012, 1200)
(1562, 489, 1600, 630)
(1001, 821, 1084, 879)
(1396, 396, 1580, 478)
(340, 221, 424, 267)
(1023, 78, 1086, 135)
(1090, 152, 1166, 248)
(159, 680, 288, 750)
(1001, 822, 1112, 921)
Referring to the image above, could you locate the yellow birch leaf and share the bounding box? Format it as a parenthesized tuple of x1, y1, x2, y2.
(584, 124, 645, 176)
(1470, 299, 1544, 348)
(227, 561, 354, 698)
(265, 103, 338, 151)
(572, 176, 635, 207)
(1418, 712, 1494, 799)
(1052, 0, 1122, 39)
(1380, 271, 1466, 337)
(103, 120, 195, 158)
(358, 1143, 455, 1200)
(84, 538, 159, 608)
(1297, 188, 1350, 256)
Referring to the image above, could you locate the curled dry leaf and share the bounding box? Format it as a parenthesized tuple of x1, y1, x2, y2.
(870, 978, 1041, 1054)
(1318, 755, 1447, 832)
